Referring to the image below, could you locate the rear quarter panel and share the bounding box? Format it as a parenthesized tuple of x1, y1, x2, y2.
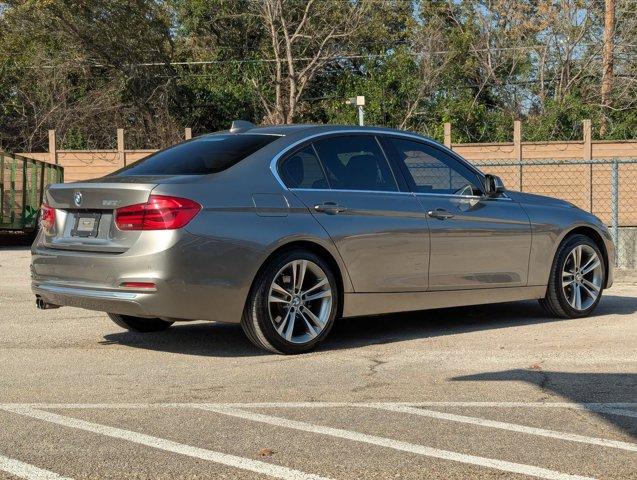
(150, 165, 352, 324)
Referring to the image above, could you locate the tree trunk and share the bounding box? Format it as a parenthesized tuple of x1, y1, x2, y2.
(600, 0, 615, 138)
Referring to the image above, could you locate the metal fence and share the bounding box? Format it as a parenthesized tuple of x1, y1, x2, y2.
(0, 151, 64, 232)
(472, 158, 637, 269)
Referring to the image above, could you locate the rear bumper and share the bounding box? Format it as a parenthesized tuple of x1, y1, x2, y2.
(33, 282, 154, 318)
(30, 229, 256, 323)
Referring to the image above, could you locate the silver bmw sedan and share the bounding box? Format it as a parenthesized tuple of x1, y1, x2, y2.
(32, 122, 614, 354)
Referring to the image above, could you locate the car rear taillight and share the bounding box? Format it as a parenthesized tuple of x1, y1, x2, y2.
(40, 203, 55, 232)
(120, 282, 156, 289)
(114, 195, 201, 231)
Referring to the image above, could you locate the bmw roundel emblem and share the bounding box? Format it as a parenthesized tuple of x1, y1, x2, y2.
(74, 191, 82, 207)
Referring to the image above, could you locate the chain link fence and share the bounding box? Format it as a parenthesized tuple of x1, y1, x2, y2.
(472, 158, 637, 269)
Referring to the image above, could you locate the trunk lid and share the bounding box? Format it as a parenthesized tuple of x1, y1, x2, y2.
(43, 180, 158, 253)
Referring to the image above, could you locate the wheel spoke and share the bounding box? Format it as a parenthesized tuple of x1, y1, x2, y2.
(271, 282, 292, 298)
(562, 277, 574, 288)
(580, 282, 597, 300)
(301, 306, 325, 329)
(269, 295, 289, 304)
(302, 277, 328, 296)
(566, 251, 576, 273)
(299, 311, 318, 339)
(304, 289, 332, 302)
(574, 284, 582, 309)
(283, 310, 297, 341)
(574, 246, 582, 269)
(581, 257, 601, 276)
(294, 260, 307, 292)
(276, 310, 291, 335)
(582, 278, 600, 293)
(291, 262, 297, 294)
(568, 285, 577, 308)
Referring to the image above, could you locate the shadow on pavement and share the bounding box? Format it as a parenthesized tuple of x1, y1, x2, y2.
(101, 293, 637, 358)
(452, 369, 637, 438)
(101, 321, 267, 358)
(324, 294, 637, 349)
(0, 232, 34, 249)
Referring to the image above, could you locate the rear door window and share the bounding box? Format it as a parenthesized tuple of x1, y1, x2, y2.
(115, 134, 278, 176)
(279, 146, 329, 189)
(312, 135, 398, 192)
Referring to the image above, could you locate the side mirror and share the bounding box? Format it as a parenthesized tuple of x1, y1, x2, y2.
(484, 174, 506, 197)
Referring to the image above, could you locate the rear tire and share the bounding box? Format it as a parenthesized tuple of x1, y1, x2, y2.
(241, 249, 339, 354)
(539, 234, 605, 318)
(107, 313, 174, 332)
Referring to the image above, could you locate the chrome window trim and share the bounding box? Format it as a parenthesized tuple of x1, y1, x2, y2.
(289, 188, 512, 200)
(289, 188, 414, 196)
(414, 192, 513, 201)
(270, 129, 484, 190)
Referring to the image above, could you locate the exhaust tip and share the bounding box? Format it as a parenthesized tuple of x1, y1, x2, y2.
(36, 297, 60, 310)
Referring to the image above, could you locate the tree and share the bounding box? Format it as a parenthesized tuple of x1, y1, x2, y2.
(253, 0, 369, 124)
(600, 0, 615, 137)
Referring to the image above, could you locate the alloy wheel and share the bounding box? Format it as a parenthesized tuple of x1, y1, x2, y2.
(562, 244, 603, 311)
(268, 260, 333, 344)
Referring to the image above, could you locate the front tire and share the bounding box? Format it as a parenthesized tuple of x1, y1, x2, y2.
(241, 249, 339, 354)
(539, 234, 605, 318)
(108, 313, 174, 332)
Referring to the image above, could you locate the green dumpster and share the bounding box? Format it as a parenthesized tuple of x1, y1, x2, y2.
(0, 151, 64, 233)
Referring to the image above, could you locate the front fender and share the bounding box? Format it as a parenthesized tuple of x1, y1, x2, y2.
(521, 201, 614, 288)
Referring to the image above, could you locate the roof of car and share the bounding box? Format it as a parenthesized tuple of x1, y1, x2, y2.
(244, 124, 319, 135)
(239, 124, 432, 138)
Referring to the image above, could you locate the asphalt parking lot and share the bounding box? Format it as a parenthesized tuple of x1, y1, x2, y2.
(0, 243, 635, 479)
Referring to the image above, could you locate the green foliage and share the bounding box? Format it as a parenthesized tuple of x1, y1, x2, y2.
(0, 0, 634, 150)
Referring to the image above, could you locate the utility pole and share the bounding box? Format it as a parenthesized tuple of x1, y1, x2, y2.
(600, 0, 615, 138)
(346, 96, 366, 126)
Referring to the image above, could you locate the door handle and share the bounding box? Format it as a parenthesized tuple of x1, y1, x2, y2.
(314, 202, 347, 215)
(427, 208, 455, 220)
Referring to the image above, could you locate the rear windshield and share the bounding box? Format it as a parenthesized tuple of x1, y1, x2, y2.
(115, 134, 278, 176)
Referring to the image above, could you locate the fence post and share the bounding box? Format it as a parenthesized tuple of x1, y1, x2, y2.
(514, 120, 522, 190)
(185, 127, 192, 140)
(443, 123, 451, 148)
(117, 128, 126, 167)
(48, 130, 57, 165)
(611, 158, 619, 265)
(583, 119, 593, 212)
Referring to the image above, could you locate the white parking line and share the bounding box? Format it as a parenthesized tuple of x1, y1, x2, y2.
(367, 404, 637, 452)
(0, 453, 73, 480)
(1, 401, 635, 410)
(1, 401, 633, 420)
(1, 401, 634, 419)
(1, 407, 332, 480)
(196, 405, 597, 480)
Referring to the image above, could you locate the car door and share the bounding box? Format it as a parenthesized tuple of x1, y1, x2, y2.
(279, 134, 430, 293)
(380, 136, 532, 291)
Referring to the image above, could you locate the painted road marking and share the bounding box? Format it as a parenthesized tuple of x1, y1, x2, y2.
(0, 453, 73, 480)
(367, 404, 637, 452)
(1, 401, 633, 420)
(0, 401, 635, 410)
(1, 407, 332, 480)
(196, 405, 597, 480)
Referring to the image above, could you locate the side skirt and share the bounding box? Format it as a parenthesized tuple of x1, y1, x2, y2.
(342, 286, 547, 318)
